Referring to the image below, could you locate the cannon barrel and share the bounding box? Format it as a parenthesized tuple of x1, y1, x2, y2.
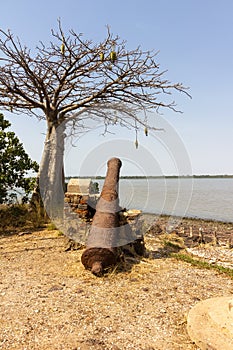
(81, 158, 122, 276)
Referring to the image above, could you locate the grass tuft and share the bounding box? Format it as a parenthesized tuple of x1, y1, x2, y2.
(171, 252, 233, 279)
(47, 222, 57, 231)
(0, 204, 47, 233)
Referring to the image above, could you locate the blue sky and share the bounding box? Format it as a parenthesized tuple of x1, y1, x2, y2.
(1, 0, 233, 175)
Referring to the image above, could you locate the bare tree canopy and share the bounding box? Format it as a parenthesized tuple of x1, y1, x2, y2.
(0, 20, 190, 134)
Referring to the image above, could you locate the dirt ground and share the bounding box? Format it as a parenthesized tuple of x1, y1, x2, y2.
(0, 217, 233, 350)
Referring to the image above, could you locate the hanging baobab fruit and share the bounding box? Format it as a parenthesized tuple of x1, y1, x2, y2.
(144, 127, 148, 136)
(110, 51, 117, 62)
(110, 43, 117, 63)
(114, 110, 118, 124)
(134, 123, 139, 149)
(99, 52, 104, 62)
(60, 41, 65, 55)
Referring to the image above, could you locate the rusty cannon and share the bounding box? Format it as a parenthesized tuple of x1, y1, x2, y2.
(81, 157, 143, 276)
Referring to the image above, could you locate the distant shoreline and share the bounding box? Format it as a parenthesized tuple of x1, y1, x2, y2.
(66, 175, 233, 180)
(141, 212, 233, 225)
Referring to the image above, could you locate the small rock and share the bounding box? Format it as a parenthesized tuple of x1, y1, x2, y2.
(47, 285, 63, 292)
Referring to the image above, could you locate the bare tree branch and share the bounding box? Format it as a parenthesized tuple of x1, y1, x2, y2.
(0, 21, 191, 135)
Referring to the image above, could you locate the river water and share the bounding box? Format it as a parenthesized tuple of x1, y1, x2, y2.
(97, 178, 233, 223)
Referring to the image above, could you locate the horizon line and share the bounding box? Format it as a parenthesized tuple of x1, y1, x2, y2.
(65, 174, 233, 179)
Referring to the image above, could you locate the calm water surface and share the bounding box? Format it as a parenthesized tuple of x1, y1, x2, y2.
(98, 178, 233, 223)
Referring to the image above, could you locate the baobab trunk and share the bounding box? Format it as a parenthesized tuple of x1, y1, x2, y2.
(38, 123, 65, 222)
(81, 157, 123, 276)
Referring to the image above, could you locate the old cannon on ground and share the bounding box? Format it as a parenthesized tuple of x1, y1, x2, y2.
(81, 157, 145, 276)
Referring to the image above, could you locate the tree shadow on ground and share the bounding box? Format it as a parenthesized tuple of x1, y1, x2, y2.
(147, 243, 184, 259)
(0, 226, 46, 238)
(103, 241, 184, 276)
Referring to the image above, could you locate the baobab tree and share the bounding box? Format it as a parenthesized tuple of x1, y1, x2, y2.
(0, 20, 190, 219)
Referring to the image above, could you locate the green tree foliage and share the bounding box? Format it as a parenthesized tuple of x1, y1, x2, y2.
(0, 113, 39, 203)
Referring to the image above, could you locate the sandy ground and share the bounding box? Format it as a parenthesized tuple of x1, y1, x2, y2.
(0, 216, 233, 350)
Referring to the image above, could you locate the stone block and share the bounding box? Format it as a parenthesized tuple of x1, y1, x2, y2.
(67, 178, 92, 194)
